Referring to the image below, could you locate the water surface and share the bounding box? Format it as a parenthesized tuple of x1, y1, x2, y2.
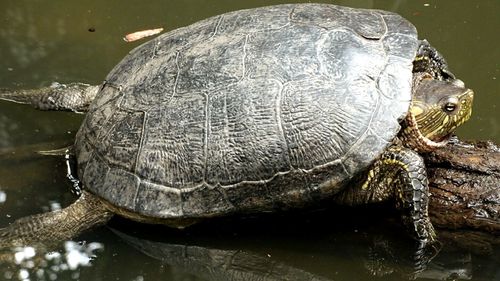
(0, 1, 498, 280)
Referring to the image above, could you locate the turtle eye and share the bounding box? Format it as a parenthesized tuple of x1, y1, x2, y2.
(442, 97, 459, 113)
(444, 102, 457, 112)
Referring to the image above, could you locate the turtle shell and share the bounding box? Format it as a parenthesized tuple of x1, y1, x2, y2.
(75, 3, 418, 220)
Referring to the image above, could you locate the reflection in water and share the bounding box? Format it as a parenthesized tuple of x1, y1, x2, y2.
(2, 214, 496, 281)
(3, 241, 104, 281)
(109, 222, 483, 281)
(116, 232, 330, 281)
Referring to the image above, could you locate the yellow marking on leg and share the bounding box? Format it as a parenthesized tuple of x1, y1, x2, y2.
(381, 159, 409, 172)
(362, 158, 408, 191)
(362, 169, 375, 190)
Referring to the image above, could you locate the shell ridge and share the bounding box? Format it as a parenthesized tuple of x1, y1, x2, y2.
(210, 15, 224, 38)
(379, 12, 389, 38)
(202, 92, 210, 183)
(240, 34, 250, 80)
(170, 51, 181, 101)
(274, 79, 292, 169)
(339, 85, 381, 164)
(133, 110, 148, 175)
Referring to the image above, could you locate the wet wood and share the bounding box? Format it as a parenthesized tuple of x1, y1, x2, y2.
(424, 138, 500, 233)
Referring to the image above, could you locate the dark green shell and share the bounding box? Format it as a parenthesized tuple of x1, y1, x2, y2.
(75, 3, 418, 220)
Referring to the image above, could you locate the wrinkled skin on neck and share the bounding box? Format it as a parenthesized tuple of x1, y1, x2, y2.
(400, 74, 474, 152)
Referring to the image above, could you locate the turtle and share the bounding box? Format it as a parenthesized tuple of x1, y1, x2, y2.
(0, 3, 473, 246)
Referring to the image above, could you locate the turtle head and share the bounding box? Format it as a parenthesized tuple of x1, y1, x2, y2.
(401, 74, 474, 152)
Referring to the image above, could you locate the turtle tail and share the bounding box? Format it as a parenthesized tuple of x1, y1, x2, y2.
(0, 191, 113, 248)
(0, 82, 99, 112)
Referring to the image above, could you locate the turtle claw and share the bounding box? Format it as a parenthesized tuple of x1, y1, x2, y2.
(364, 234, 442, 278)
(404, 214, 436, 243)
(413, 239, 442, 274)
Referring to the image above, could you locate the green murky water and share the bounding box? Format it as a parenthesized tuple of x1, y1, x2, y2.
(0, 1, 498, 280)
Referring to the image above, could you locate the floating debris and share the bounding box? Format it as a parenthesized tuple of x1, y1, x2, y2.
(124, 28, 163, 42)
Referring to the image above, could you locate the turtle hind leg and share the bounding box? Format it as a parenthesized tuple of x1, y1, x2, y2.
(336, 145, 436, 243)
(0, 191, 113, 248)
(0, 82, 99, 112)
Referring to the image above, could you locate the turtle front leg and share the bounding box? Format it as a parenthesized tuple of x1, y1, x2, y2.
(414, 40, 455, 81)
(336, 146, 436, 243)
